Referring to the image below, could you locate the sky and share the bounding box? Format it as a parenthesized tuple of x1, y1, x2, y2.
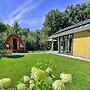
(0, 0, 89, 31)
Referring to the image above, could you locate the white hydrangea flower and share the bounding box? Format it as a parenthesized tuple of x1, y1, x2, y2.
(46, 67, 52, 74)
(52, 80, 64, 90)
(23, 76, 30, 83)
(31, 67, 46, 81)
(17, 83, 26, 90)
(0, 78, 11, 88)
(31, 67, 38, 78)
(44, 77, 53, 86)
(60, 73, 72, 83)
(29, 79, 35, 90)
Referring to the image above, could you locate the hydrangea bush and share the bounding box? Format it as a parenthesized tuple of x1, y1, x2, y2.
(0, 63, 72, 90)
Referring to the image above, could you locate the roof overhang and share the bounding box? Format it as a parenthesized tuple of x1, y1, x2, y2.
(48, 24, 90, 39)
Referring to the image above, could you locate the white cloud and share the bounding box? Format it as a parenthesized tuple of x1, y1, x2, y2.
(8, 0, 32, 18)
(19, 17, 45, 25)
(5, 0, 45, 25)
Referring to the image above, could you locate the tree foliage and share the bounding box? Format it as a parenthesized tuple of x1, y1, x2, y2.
(44, 9, 64, 36)
(0, 22, 7, 33)
(65, 3, 90, 24)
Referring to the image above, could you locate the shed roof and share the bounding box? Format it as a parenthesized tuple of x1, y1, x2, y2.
(5, 33, 23, 43)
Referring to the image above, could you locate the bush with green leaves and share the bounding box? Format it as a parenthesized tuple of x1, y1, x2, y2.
(0, 63, 72, 90)
(16, 63, 72, 90)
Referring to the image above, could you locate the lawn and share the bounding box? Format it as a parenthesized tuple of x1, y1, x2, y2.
(0, 53, 90, 90)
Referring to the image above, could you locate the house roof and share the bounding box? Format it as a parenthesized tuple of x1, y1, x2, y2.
(48, 19, 90, 39)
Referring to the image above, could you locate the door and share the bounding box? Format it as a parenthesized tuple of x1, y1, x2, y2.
(13, 39, 17, 50)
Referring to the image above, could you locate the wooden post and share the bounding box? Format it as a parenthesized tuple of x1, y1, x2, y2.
(51, 39, 54, 51)
(67, 35, 69, 54)
(58, 37, 60, 53)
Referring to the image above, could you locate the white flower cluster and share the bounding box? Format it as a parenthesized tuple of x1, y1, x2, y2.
(23, 76, 30, 83)
(31, 67, 38, 79)
(0, 78, 11, 88)
(29, 79, 35, 90)
(31, 67, 46, 81)
(17, 83, 26, 90)
(52, 80, 64, 90)
(17, 77, 35, 90)
(52, 73, 72, 90)
(60, 73, 72, 83)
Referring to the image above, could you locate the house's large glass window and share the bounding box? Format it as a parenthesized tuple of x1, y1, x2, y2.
(68, 34, 73, 54)
(59, 34, 73, 54)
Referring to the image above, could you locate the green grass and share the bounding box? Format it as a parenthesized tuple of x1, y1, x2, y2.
(0, 53, 90, 90)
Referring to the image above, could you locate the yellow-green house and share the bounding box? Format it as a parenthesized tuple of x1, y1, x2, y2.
(48, 19, 90, 58)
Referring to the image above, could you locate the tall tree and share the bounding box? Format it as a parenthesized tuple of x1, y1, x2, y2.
(43, 9, 71, 36)
(39, 27, 49, 49)
(43, 9, 64, 36)
(12, 20, 20, 34)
